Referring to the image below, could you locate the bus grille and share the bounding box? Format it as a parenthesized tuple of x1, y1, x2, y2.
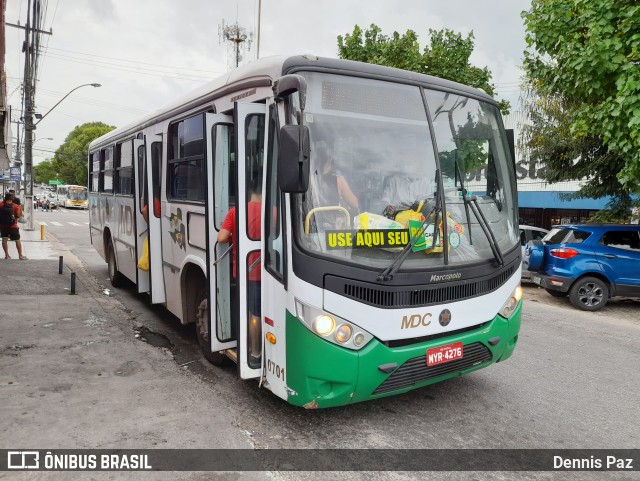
(372, 342, 492, 395)
(336, 265, 515, 309)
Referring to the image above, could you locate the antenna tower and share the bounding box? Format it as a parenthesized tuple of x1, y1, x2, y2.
(219, 20, 253, 70)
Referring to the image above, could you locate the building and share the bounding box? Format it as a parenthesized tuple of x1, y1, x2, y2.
(504, 111, 609, 230)
(0, 0, 13, 180)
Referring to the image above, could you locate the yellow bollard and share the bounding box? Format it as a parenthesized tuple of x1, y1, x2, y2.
(40, 223, 45, 240)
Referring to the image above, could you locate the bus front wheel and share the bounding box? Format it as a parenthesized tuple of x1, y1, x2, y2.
(195, 288, 226, 365)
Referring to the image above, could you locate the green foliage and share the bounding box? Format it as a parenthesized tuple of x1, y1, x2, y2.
(52, 122, 115, 185)
(33, 159, 57, 184)
(522, 0, 640, 196)
(337, 24, 509, 114)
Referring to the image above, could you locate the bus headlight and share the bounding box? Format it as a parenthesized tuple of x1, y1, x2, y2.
(313, 315, 335, 336)
(498, 285, 522, 319)
(295, 299, 373, 350)
(335, 325, 352, 343)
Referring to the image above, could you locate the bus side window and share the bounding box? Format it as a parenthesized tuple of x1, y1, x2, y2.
(213, 124, 235, 230)
(167, 114, 205, 203)
(245, 114, 265, 241)
(137, 145, 147, 214)
(151, 142, 162, 217)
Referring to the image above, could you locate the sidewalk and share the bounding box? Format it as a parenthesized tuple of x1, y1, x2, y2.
(0, 230, 268, 480)
(6, 226, 59, 261)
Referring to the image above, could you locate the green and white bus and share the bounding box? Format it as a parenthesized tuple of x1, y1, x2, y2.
(88, 55, 522, 408)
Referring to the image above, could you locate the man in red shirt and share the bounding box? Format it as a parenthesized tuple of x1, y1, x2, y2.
(218, 177, 262, 361)
(217, 182, 262, 282)
(1, 193, 27, 260)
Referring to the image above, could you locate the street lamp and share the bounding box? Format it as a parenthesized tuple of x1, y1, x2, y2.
(23, 82, 101, 231)
(34, 83, 101, 126)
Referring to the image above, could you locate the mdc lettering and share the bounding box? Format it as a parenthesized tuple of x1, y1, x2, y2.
(401, 313, 432, 329)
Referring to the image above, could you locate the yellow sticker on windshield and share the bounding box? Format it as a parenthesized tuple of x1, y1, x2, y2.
(325, 229, 409, 249)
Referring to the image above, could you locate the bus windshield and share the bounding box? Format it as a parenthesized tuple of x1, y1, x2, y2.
(292, 72, 518, 270)
(68, 187, 88, 201)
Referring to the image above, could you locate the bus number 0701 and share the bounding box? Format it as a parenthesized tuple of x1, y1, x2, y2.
(267, 359, 285, 381)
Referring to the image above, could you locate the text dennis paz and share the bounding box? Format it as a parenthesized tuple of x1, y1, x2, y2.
(554, 456, 633, 470)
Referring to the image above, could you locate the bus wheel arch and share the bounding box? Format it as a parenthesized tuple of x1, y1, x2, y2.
(182, 264, 225, 365)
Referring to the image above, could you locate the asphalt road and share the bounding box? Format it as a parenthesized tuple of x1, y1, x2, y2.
(41, 209, 640, 481)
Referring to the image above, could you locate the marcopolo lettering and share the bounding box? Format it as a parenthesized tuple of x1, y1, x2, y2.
(430, 272, 462, 282)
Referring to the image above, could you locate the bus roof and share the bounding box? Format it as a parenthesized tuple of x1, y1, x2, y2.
(89, 54, 497, 150)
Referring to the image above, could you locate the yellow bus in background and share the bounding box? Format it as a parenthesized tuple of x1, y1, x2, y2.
(57, 184, 88, 209)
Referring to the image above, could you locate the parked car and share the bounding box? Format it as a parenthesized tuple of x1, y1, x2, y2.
(519, 224, 549, 280)
(524, 224, 640, 311)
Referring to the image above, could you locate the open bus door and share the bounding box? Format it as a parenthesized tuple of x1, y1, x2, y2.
(145, 132, 166, 304)
(205, 113, 237, 354)
(133, 139, 150, 294)
(234, 103, 268, 380)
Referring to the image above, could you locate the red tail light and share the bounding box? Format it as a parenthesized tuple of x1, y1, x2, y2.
(550, 248, 579, 259)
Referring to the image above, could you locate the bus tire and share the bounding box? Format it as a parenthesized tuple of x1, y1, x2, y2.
(195, 287, 226, 365)
(107, 238, 125, 288)
(568, 276, 609, 311)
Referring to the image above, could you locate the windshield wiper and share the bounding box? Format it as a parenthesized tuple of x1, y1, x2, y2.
(377, 195, 441, 282)
(467, 197, 504, 266)
(453, 159, 503, 266)
(455, 160, 473, 245)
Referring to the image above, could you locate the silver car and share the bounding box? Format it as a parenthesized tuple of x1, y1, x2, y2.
(519, 224, 549, 280)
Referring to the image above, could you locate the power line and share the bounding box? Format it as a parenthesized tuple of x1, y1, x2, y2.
(41, 52, 215, 82)
(43, 45, 224, 74)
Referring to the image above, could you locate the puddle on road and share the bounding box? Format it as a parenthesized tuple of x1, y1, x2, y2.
(134, 326, 173, 350)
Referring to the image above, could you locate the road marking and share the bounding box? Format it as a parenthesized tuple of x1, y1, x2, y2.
(50, 221, 64, 227)
(68, 222, 82, 226)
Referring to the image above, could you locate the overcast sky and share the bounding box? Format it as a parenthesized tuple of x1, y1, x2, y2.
(5, 0, 533, 166)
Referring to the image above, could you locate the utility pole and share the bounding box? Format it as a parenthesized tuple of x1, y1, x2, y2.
(6, 0, 52, 230)
(256, 0, 262, 60)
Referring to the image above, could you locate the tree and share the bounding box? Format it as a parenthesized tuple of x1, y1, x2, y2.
(521, 0, 640, 202)
(33, 159, 57, 184)
(337, 24, 509, 113)
(52, 122, 115, 185)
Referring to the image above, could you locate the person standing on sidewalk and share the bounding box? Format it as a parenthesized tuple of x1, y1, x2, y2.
(8, 188, 21, 206)
(0, 193, 27, 260)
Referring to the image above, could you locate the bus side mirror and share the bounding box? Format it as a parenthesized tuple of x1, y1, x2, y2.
(275, 74, 307, 110)
(278, 125, 310, 193)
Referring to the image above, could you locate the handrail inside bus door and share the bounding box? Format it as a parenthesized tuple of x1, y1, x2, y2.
(304, 206, 351, 234)
(213, 242, 233, 266)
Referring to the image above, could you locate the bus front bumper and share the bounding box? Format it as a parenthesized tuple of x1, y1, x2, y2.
(285, 302, 521, 408)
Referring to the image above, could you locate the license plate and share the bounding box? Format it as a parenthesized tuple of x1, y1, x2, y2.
(426, 342, 464, 366)
(532, 275, 541, 285)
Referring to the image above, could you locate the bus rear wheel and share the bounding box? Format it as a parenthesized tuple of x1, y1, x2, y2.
(107, 238, 124, 288)
(195, 288, 225, 365)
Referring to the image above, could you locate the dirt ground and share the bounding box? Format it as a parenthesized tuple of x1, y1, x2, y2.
(521, 282, 640, 326)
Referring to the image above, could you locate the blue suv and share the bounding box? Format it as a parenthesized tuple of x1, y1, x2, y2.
(524, 224, 640, 311)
